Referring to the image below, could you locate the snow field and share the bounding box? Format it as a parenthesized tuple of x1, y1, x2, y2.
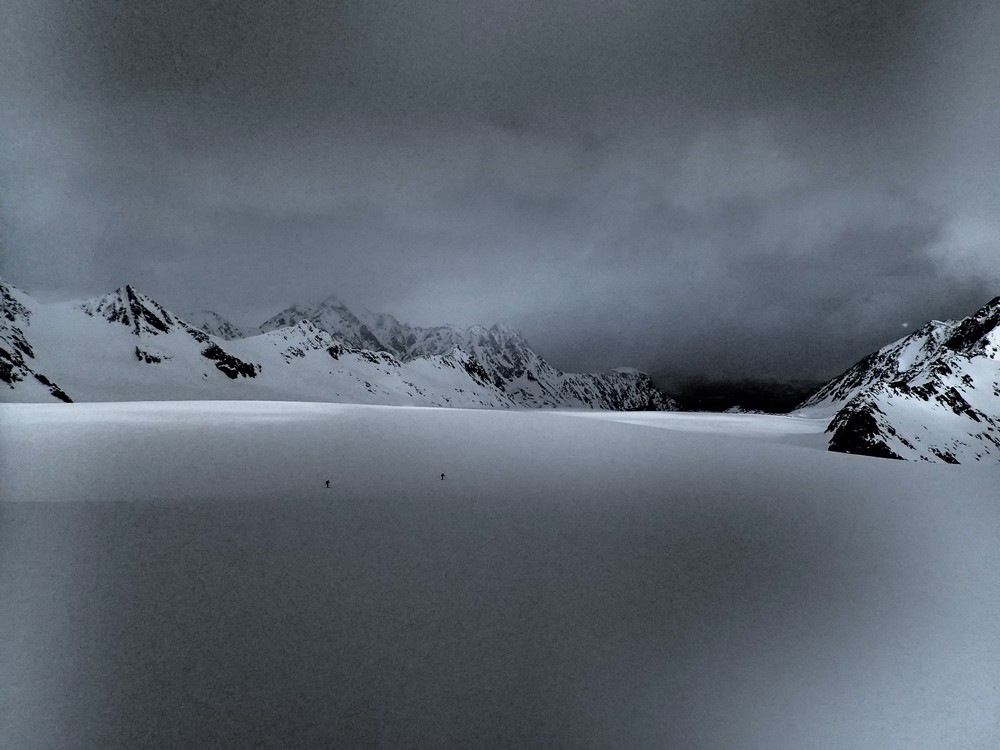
(2, 402, 999, 749)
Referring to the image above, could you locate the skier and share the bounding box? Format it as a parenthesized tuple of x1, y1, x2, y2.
(441, 473, 445, 481)
(325, 480, 330, 488)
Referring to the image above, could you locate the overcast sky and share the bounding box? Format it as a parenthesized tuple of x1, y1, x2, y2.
(2, 0, 998, 381)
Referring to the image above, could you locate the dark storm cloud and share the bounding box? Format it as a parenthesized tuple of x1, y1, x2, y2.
(2, 0, 998, 380)
(57, 0, 930, 123)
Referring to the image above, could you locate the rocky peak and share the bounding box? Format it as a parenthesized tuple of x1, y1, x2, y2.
(81, 285, 178, 337)
(79, 286, 211, 346)
(943, 295, 1000, 357)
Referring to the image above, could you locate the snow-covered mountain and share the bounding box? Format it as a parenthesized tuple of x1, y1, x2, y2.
(256, 293, 676, 410)
(0, 281, 676, 410)
(799, 296, 1000, 463)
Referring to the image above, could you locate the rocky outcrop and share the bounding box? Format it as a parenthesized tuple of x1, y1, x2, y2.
(1, 281, 72, 401)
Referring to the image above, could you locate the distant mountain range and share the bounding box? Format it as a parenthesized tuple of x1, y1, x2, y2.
(3, 280, 998, 463)
(795, 296, 1000, 464)
(0, 281, 676, 411)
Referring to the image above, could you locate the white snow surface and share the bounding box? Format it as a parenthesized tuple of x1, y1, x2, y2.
(2, 401, 998, 749)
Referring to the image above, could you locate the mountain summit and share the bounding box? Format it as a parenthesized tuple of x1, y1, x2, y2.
(0, 281, 677, 411)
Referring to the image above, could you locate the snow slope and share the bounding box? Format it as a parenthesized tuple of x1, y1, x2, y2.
(798, 295, 1000, 463)
(2, 402, 998, 750)
(1, 282, 675, 410)
(798, 319, 959, 414)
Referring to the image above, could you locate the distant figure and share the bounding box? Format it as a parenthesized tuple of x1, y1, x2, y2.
(441, 473, 446, 481)
(325, 480, 330, 488)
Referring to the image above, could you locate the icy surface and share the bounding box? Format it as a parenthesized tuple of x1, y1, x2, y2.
(2, 402, 998, 749)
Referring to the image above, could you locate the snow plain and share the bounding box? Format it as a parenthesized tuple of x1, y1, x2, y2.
(2, 402, 999, 749)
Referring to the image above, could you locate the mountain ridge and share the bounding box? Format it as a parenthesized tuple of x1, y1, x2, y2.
(249, 290, 678, 410)
(0, 281, 676, 411)
(798, 295, 1000, 463)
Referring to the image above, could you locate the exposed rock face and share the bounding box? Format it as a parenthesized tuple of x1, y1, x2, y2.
(802, 295, 1000, 463)
(82, 285, 181, 337)
(200, 344, 260, 379)
(942, 295, 1000, 357)
(825, 396, 905, 461)
(1, 281, 72, 401)
(0, 282, 34, 387)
